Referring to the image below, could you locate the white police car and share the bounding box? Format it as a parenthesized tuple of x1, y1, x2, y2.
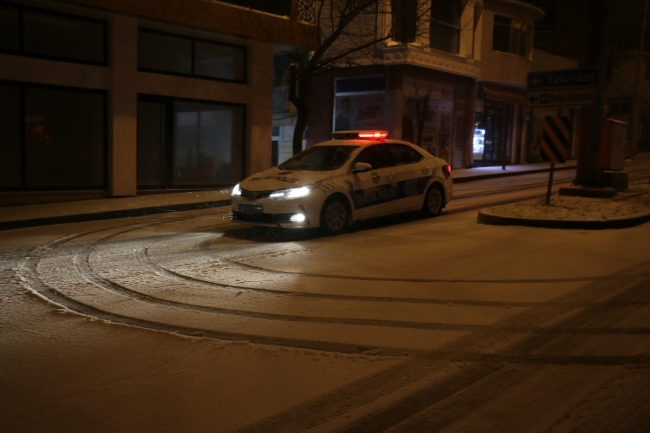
(230, 131, 452, 234)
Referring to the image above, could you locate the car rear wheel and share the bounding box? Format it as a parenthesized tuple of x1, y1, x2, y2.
(321, 197, 349, 234)
(423, 185, 444, 217)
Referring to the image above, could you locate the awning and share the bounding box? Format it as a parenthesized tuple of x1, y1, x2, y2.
(478, 84, 525, 105)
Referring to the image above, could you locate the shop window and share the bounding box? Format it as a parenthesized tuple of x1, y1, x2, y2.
(24, 87, 105, 188)
(0, 2, 107, 65)
(137, 96, 245, 189)
(493, 15, 529, 57)
(138, 29, 246, 83)
(0, 82, 106, 190)
(0, 83, 21, 188)
(430, 0, 461, 54)
(137, 101, 166, 187)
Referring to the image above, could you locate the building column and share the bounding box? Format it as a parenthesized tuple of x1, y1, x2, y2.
(109, 15, 137, 196)
(247, 41, 274, 175)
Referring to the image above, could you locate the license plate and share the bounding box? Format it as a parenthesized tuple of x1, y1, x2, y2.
(239, 204, 263, 214)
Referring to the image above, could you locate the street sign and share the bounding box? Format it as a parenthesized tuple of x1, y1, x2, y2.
(527, 68, 598, 90)
(526, 88, 597, 108)
(540, 116, 571, 163)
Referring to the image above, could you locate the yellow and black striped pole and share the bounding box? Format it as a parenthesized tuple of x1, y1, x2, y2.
(541, 116, 572, 204)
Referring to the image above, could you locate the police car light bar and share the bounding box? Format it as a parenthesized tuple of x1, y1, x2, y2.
(331, 130, 389, 140)
(358, 131, 389, 139)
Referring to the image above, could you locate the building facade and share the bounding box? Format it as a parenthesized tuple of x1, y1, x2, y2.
(0, 0, 317, 206)
(273, 0, 543, 169)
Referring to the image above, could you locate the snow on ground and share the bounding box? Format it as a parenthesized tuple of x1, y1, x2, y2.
(482, 182, 650, 220)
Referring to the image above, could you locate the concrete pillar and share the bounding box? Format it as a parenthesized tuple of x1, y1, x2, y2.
(247, 41, 274, 175)
(109, 15, 137, 196)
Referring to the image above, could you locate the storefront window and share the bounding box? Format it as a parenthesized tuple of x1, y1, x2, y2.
(137, 96, 245, 189)
(1, 83, 106, 190)
(0, 83, 21, 188)
(333, 76, 387, 132)
(24, 87, 105, 188)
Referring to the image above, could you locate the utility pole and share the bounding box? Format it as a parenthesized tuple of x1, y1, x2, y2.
(576, 0, 610, 187)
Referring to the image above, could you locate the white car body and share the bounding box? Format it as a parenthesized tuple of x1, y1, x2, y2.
(230, 131, 453, 232)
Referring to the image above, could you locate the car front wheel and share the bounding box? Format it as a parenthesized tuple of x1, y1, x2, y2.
(321, 197, 349, 234)
(423, 185, 444, 217)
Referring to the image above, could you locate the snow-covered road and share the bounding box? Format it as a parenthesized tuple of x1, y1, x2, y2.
(1, 173, 649, 432)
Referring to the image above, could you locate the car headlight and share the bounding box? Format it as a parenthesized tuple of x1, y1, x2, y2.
(269, 186, 310, 199)
(231, 183, 241, 196)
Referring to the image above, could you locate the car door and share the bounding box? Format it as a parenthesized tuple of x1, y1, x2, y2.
(385, 143, 427, 211)
(349, 144, 396, 218)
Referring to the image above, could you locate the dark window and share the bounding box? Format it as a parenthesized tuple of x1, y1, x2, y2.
(137, 96, 245, 189)
(607, 98, 632, 115)
(391, 0, 417, 43)
(0, 81, 107, 190)
(335, 76, 387, 93)
(492, 15, 510, 52)
(138, 29, 247, 83)
(137, 101, 166, 187)
(0, 4, 19, 51)
(23, 11, 105, 63)
(386, 144, 423, 165)
(0, 83, 21, 187)
(493, 15, 530, 57)
(217, 0, 290, 16)
(195, 41, 245, 81)
(430, 0, 461, 54)
(272, 140, 279, 167)
(0, 3, 107, 65)
(24, 87, 105, 188)
(138, 31, 192, 75)
(353, 145, 391, 169)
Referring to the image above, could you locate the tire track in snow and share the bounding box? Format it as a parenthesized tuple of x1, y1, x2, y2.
(15, 215, 650, 433)
(236, 261, 650, 433)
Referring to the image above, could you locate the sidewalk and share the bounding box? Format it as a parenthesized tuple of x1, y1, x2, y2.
(1, 159, 647, 231)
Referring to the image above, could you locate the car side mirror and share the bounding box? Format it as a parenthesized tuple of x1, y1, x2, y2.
(352, 162, 372, 173)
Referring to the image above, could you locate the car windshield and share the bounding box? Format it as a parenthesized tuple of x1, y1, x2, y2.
(278, 145, 359, 171)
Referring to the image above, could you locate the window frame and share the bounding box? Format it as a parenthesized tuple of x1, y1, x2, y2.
(137, 27, 247, 84)
(0, 0, 108, 66)
(429, 0, 462, 54)
(492, 14, 530, 58)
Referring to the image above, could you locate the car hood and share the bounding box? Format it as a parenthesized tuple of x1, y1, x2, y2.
(240, 167, 337, 191)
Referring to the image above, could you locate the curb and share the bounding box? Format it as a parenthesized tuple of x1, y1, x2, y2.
(476, 209, 650, 230)
(0, 200, 231, 232)
(453, 165, 576, 184)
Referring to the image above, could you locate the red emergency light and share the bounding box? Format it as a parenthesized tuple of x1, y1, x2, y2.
(357, 131, 389, 139)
